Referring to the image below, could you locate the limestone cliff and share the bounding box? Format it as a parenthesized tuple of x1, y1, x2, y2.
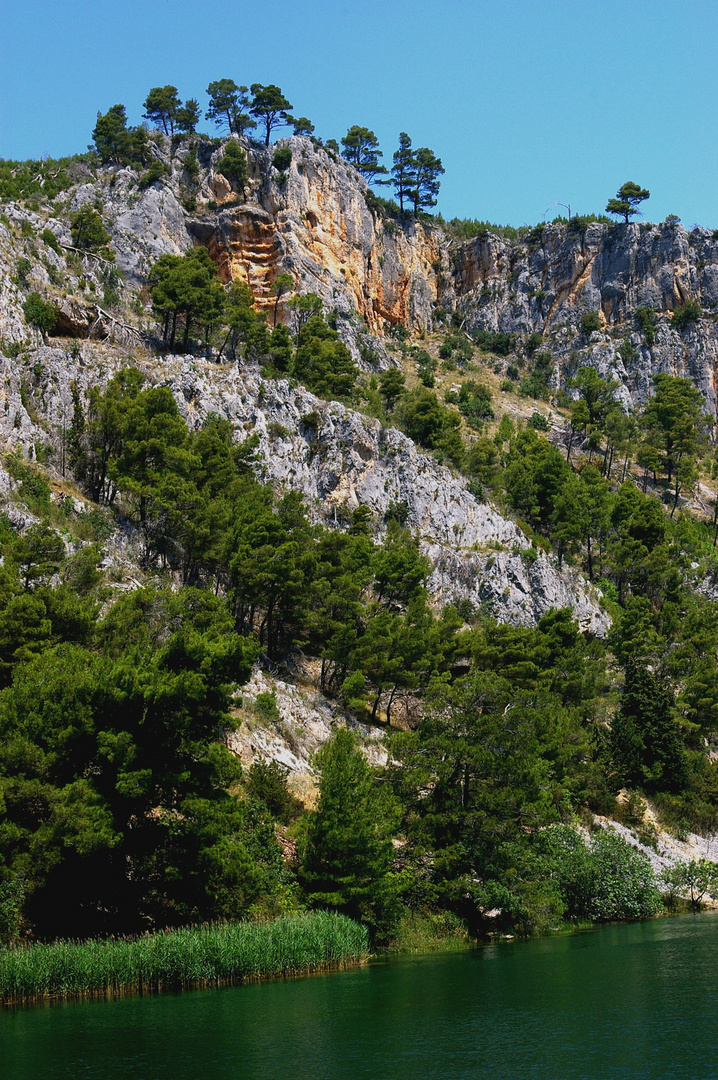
(6, 136, 718, 420)
(452, 220, 718, 415)
(0, 342, 608, 634)
(9, 132, 718, 640)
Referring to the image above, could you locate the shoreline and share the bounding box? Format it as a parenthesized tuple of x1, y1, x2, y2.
(0, 911, 369, 1009)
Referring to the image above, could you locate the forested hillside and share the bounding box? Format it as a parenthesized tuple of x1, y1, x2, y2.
(2, 84, 718, 951)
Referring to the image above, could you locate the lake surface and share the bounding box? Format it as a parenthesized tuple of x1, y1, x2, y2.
(3, 913, 718, 1080)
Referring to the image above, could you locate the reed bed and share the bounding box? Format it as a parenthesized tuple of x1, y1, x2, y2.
(0, 911, 369, 1005)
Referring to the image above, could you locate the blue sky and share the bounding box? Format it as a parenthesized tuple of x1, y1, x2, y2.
(2, 0, 717, 227)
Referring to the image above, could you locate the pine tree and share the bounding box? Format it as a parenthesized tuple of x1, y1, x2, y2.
(142, 86, 182, 135)
(300, 728, 399, 928)
(341, 126, 388, 183)
(412, 147, 444, 215)
(606, 181, 650, 223)
(391, 132, 416, 213)
(249, 84, 293, 145)
(609, 661, 686, 792)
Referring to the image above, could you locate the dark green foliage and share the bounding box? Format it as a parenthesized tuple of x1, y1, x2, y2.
(149, 247, 225, 352)
(70, 207, 111, 252)
(289, 117, 314, 136)
(528, 411, 549, 431)
(640, 373, 708, 515)
(566, 213, 612, 235)
(378, 367, 406, 412)
(397, 386, 463, 467)
(580, 311, 602, 334)
(389, 665, 580, 930)
(272, 147, 292, 173)
(246, 759, 302, 823)
(40, 228, 62, 256)
(138, 159, 171, 189)
(22, 292, 58, 337)
(205, 80, 255, 136)
(341, 126, 388, 183)
(606, 181, 650, 223)
(519, 350, 553, 399)
(524, 331, 543, 356)
(249, 84, 293, 145)
(435, 217, 524, 242)
(143, 86, 182, 135)
(610, 661, 687, 793)
(217, 141, 249, 197)
(15, 258, 31, 288)
(457, 380, 494, 428)
(504, 428, 571, 533)
(389, 134, 443, 216)
(635, 306, 657, 345)
(300, 728, 400, 931)
(0, 880, 24, 945)
(0, 156, 90, 203)
(266, 324, 293, 373)
(91, 105, 147, 166)
(412, 147, 444, 215)
(414, 348, 437, 387)
(0, 583, 262, 937)
(672, 298, 702, 329)
(472, 329, 517, 356)
(390, 132, 415, 214)
(176, 98, 200, 135)
(293, 315, 358, 401)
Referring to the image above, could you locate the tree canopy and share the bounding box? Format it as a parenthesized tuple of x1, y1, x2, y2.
(606, 182, 650, 223)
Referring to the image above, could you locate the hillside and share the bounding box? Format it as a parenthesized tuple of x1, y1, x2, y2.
(2, 126, 718, 944)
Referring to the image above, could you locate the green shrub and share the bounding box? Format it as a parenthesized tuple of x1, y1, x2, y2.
(22, 292, 58, 336)
(472, 329, 517, 356)
(528, 411, 550, 431)
(40, 228, 62, 255)
(635, 306, 657, 345)
(138, 159, 171, 189)
(70, 207, 111, 252)
(580, 311, 602, 334)
(672, 298, 702, 330)
(272, 147, 292, 172)
(246, 758, 302, 823)
(457, 380, 494, 428)
(524, 331, 543, 356)
(15, 258, 32, 287)
(253, 691, 281, 722)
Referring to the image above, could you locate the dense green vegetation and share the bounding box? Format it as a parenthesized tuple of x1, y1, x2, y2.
(0, 911, 368, 1003)
(2, 352, 718, 950)
(4, 84, 718, 967)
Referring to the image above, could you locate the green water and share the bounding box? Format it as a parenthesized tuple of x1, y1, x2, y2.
(3, 914, 718, 1080)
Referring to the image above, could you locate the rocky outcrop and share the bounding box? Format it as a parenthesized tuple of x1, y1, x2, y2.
(8, 136, 718, 416)
(225, 666, 387, 806)
(0, 342, 609, 634)
(452, 220, 718, 415)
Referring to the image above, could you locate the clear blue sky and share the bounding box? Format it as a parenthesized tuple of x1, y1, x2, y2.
(2, 0, 717, 227)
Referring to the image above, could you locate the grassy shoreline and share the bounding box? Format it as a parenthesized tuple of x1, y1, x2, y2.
(0, 911, 369, 1007)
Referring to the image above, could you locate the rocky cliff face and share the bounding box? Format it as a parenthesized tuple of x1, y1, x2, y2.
(0, 341, 608, 634)
(6, 136, 718, 417)
(11, 133, 718, 640)
(452, 220, 718, 414)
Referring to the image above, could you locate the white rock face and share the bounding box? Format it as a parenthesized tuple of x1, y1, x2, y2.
(594, 815, 718, 876)
(225, 667, 386, 778)
(0, 343, 609, 635)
